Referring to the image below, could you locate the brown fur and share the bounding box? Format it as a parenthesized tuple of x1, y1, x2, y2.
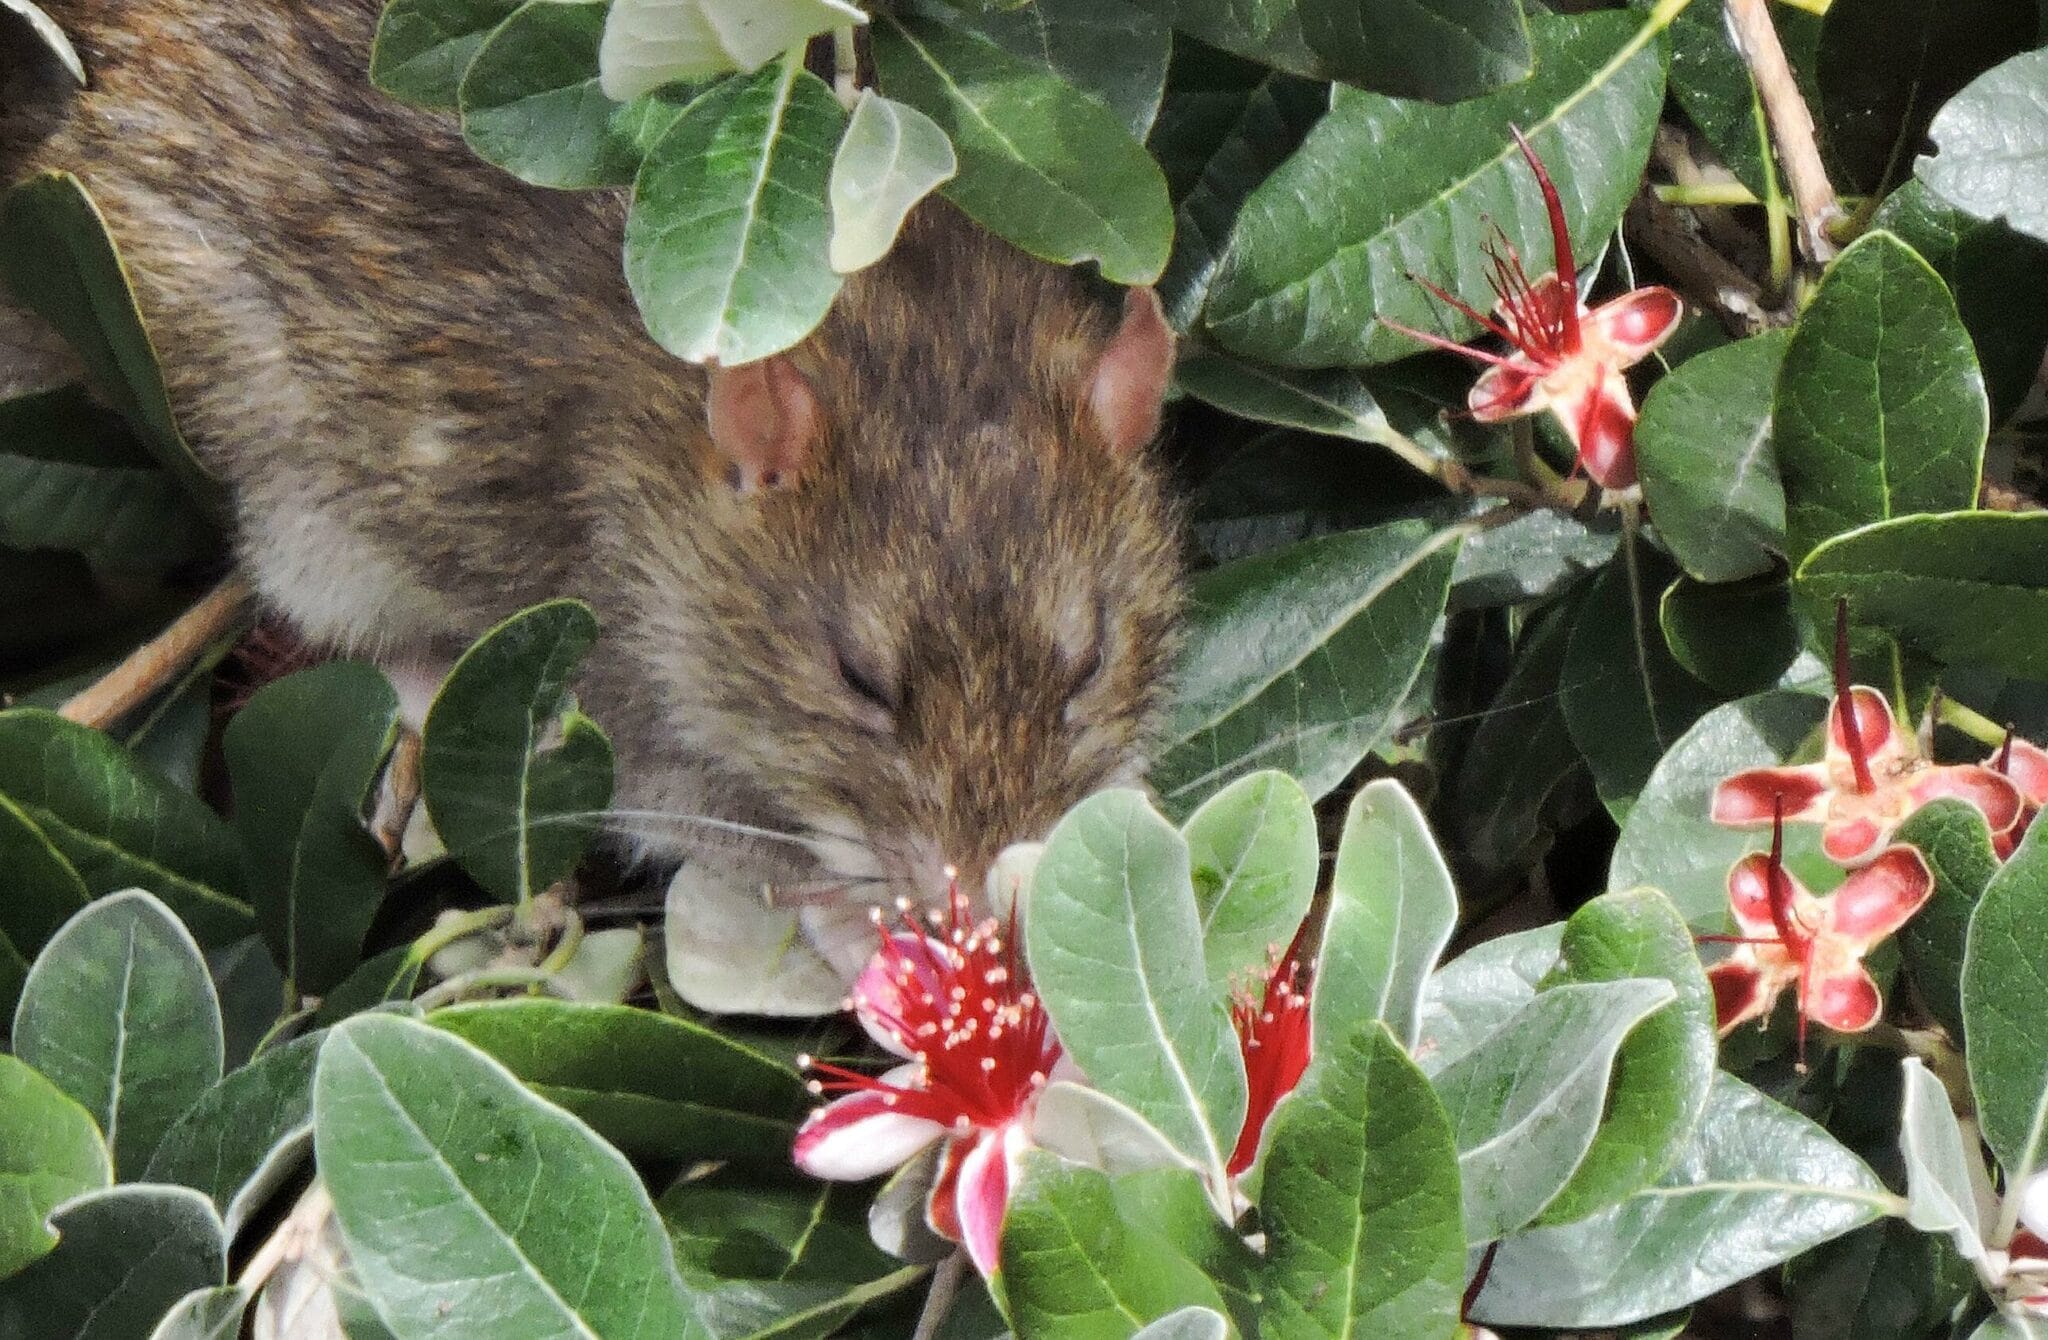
(1, 1, 1182, 904)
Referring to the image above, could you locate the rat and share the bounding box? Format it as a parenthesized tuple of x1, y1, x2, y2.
(2, 1, 1184, 977)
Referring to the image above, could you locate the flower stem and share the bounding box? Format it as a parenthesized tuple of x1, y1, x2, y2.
(1938, 696, 2011, 749)
(832, 27, 860, 109)
(1655, 182, 1760, 207)
(407, 904, 515, 969)
(911, 1249, 968, 1340)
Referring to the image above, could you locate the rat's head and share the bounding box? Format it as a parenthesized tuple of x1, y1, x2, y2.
(633, 217, 1181, 904)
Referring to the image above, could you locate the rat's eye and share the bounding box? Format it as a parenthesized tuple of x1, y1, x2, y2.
(835, 647, 898, 717)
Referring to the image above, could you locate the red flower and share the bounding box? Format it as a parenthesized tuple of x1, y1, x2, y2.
(793, 889, 1058, 1277)
(1989, 733, 2048, 859)
(1381, 128, 1680, 490)
(1704, 807, 1932, 1063)
(1226, 949, 1310, 1177)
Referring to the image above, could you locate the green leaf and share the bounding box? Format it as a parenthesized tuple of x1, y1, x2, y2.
(1471, 1074, 1894, 1328)
(1962, 821, 2048, 1189)
(871, 14, 1173, 285)
(0, 790, 90, 991)
(1161, 0, 1530, 101)
(1874, 179, 2048, 423)
(370, 0, 522, 108)
(1608, 690, 1833, 927)
(1152, 519, 1460, 815)
(314, 1013, 702, 1340)
(1772, 230, 1986, 563)
(143, 1031, 321, 1237)
(597, 0, 866, 100)
(1172, 351, 1445, 466)
(421, 600, 615, 904)
(1312, 779, 1457, 1054)
(1180, 769, 1318, 993)
(1899, 1057, 1991, 1264)
(947, 0, 1171, 138)
(1451, 509, 1619, 611)
(0, 1052, 110, 1278)
(1027, 790, 1247, 1197)
(1535, 889, 1717, 1226)
(427, 998, 809, 1169)
(999, 1159, 1232, 1338)
(1562, 549, 1721, 820)
(1634, 331, 1790, 584)
(1205, 11, 1665, 367)
(1148, 48, 1324, 330)
(0, 386, 214, 570)
(0, 1185, 224, 1339)
(625, 57, 846, 364)
(1657, 0, 1773, 199)
(1798, 511, 2048, 681)
(1258, 1020, 1465, 1338)
(1784, 1218, 1977, 1340)
(828, 91, 957, 274)
(2, 0, 85, 83)
(0, 174, 221, 510)
(225, 663, 400, 994)
(460, 0, 685, 190)
(1918, 48, 2048, 248)
(1896, 798, 1999, 1042)
(1658, 573, 1801, 699)
(0, 708, 252, 944)
(1432, 978, 1676, 1240)
(147, 1285, 250, 1340)
(1416, 923, 1562, 1075)
(13, 890, 223, 1175)
(1132, 1309, 1228, 1340)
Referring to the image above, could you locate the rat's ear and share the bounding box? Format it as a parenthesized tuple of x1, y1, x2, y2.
(1085, 288, 1176, 454)
(706, 355, 823, 493)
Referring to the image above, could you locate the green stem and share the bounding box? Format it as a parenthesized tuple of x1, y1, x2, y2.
(415, 966, 553, 1012)
(1938, 696, 2010, 749)
(1656, 182, 1760, 207)
(406, 904, 515, 971)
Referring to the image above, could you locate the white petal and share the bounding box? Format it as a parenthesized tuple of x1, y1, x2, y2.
(795, 1104, 945, 1181)
(2022, 1171, 2048, 1243)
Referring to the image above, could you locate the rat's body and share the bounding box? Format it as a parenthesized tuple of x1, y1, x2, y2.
(2, 3, 1181, 934)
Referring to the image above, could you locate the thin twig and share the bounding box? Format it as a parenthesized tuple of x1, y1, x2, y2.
(1624, 192, 1773, 336)
(58, 576, 254, 729)
(910, 1249, 968, 1340)
(832, 26, 860, 109)
(374, 729, 424, 864)
(1724, 0, 1841, 263)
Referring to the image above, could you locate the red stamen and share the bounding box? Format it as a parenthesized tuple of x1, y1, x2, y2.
(1761, 801, 1816, 1073)
(1833, 600, 1876, 794)
(1509, 125, 1580, 352)
(1375, 317, 1522, 369)
(1999, 728, 2016, 775)
(1409, 271, 1523, 347)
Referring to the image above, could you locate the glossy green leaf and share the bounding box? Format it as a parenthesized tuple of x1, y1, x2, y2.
(1148, 49, 1324, 329)
(0, 708, 251, 944)
(370, 0, 522, 107)
(1027, 790, 1247, 1197)
(143, 1031, 321, 1237)
(828, 91, 957, 274)
(13, 890, 223, 1175)
(1634, 331, 1790, 584)
(1132, 1309, 1228, 1340)
(461, 0, 686, 190)
(1173, 351, 1445, 466)
(314, 1013, 702, 1339)
(225, 662, 400, 995)
(1963, 821, 2048, 1189)
(1206, 11, 1665, 367)
(1312, 779, 1457, 1054)
(1472, 1074, 1894, 1328)
(1658, 573, 1801, 699)
(1535, 889, 1717, 1226)
(1798, 511, 2048, 681)
(1415, 923, 1562, 1075)
(1562, 549, 1720, 820)
(1159, 0, 1529, 101)
(428, 998, 809, 1169)
(999, 1159, 1232, 1338)
(0, 1185, 224, 1340)
(1450, 509, 1619, 611)
(2, 0, 84, 83)
(1895, 798, 1999, 1042)
(1784, 1217, 1977, 1340)
(0, 174, 221, 509)
(0, 789, 90, 989)
(1773, 230, 1986, 562)
(1259, 1020, 1465, 1338)
(1433, 977, 1675, 1240)
(625, 57, 846, 364)
(0, 1052, 109, 1278)
(1657, 0, 1773, 199)
(1918, 48, 2048, 248)
(1153, 519, 1460, 815)
(1609, 690, 1833, 927)
(871, 14, 1172, 285)
(146, 1285, 250, 1340)
(597, 0, 865, 100)
(421, 599, 615, 904)
(950, 0, 1171, 138)
(1180, 770, 1317, 992)
(1874, 179, 2048, 423)
(0, 386, 214, 570)
(1900, 1057, 1992, 1264)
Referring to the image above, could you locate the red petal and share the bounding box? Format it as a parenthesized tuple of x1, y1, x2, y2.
(1707, 958, 1775, 1034)
(1826, 845, 1932, 943)
(1822, 814, 1888, 865)
(1571, 377, 1638, 489)
(954, 1128, 1019, 1278)
(1827, 687, 1905, 771)
(1910, 765, 2024, 835)
(1589, 287, 1682, 364)
(1806, 962, 1882, 1032)
(926, 1138, 968, 1244)
(1727, 853, 1788, 938)
(1468, 360, 1546, 421)
(2000, 739, 2048, 807)
(1712, 766, 1831, 825)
